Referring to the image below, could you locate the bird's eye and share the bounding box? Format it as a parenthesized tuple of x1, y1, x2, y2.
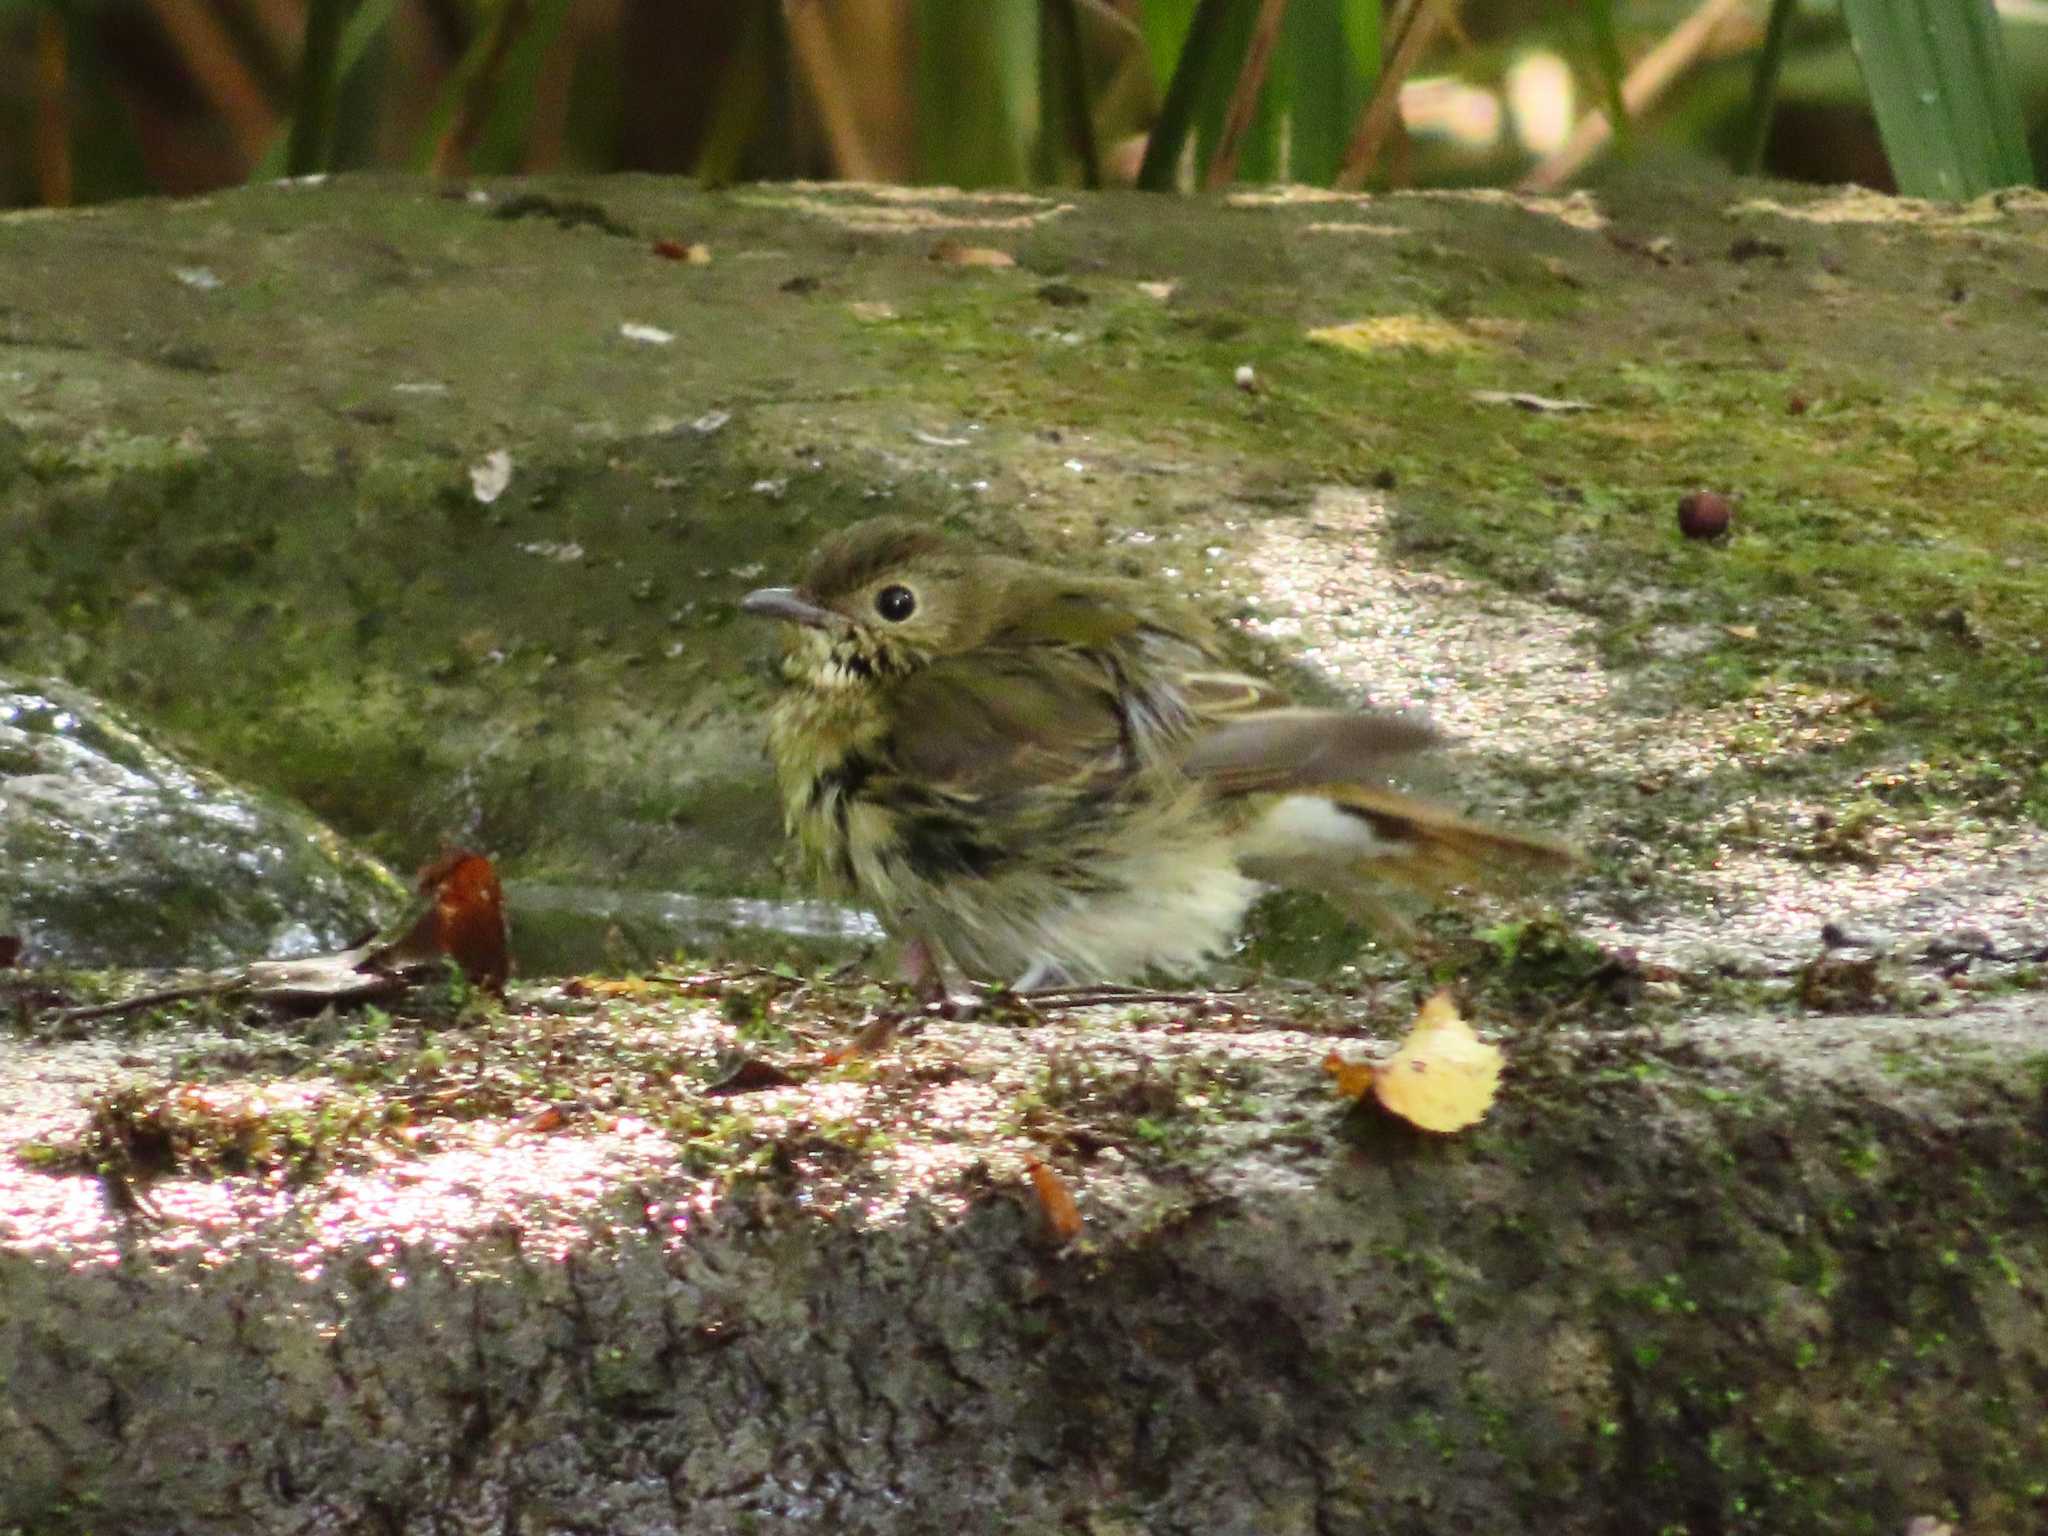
(874, 584, 917, 622)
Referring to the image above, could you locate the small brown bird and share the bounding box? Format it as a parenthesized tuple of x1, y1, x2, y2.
(743, 518, 1571, 992)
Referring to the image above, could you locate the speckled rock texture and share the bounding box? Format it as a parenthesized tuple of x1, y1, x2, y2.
(2, 985, 2044, 1535)
(0, 676, 402, 966)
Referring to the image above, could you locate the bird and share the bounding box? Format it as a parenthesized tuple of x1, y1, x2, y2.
(741, 516, 1572, 996)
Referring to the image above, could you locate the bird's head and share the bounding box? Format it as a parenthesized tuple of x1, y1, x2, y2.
(741, 518, 996, 687)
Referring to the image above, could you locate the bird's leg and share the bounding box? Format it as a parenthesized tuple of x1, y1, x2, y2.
(899, 934, 983, 1018)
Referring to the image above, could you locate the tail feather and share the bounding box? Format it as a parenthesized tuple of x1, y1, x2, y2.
(1236, 784, 1576, 912)
(1311, 782, 1578, 877)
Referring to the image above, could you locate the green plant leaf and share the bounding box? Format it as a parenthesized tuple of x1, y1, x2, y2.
(1284, 0, 1378, 185)
(915, 0, 1040, 187)
(1738, 0, 1798, 174)
(692, 0, 784, 185)
(470, 0, 579, 173)
(1137, 0, 1200, 93)
(1839, 0, 2035, 198)
(1039, 0, 1103, 187)
(1579, 0, 1628, 144)
(1136, 0, 1237, 189)
(285, 0, 353, 176)
(257, 0, 402, 181)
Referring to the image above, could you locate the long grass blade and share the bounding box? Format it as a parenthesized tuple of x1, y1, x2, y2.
(693, 0, 784, 185)
(914, 0, 1039, 186)
(1333, 0, 1449, 190)
(1839, 0, 2035, 198)
(1136, 0, 1199, 94)
(258, 0, 401, 181)
(33, 7, 72, 206)
(1738, 0, 1797, 174)
(411, 0, 558, 177)
(1203, 0, 1291, 187)
(1042, 0, 1104, 187)
(1135, 0, 1236, 189)
(1281, 0, 1378, 186)
(140, 0, 278, 166)
(469, 0, 578, 172)
(790, 0, 883, 178)
(1580, 0, 1628, 146)
(286, 0, 353, 175)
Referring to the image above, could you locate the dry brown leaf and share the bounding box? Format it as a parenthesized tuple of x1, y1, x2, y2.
(1373, 991, 1503, 1133)
(930, 239, 1016, 268)
(1026, 1157, 1083, 1241)
(821, 1012, 902, 1066)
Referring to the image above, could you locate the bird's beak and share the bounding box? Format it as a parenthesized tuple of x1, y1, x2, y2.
(740, 586, 842, 629)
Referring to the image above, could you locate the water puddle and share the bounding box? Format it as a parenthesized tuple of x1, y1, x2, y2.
(507, 881, 883, 974)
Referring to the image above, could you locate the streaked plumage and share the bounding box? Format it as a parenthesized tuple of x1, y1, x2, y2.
(742, 517, 1571, 987)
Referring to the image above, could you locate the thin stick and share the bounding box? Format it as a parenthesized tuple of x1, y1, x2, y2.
(32, 11, 71, 207)
(51, 981, 241, 1026)
(1333, 0, 1451, 191)
(786, 0, 880, 180)
(1519, 0, 1749, 192)
(1202, 0, 1291, 189)
(142, 0, 279, 166)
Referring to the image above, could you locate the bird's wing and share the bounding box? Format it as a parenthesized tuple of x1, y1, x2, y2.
(884, 649, 1131, 801)
(1178, 707, 1441, 795)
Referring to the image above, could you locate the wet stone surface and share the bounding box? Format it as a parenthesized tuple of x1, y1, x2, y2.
(0, 677, 402, 967)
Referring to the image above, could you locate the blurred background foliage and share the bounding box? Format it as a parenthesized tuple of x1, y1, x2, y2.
(0, 0, 2040, 209)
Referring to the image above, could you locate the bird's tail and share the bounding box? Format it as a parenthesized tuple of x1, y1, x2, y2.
(1235, 783, 1577, 924)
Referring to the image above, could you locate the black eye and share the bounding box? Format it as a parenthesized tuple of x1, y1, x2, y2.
(875, 585, 917, 622)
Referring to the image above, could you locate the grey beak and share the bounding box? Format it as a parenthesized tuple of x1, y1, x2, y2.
(740, 587, 842, 629)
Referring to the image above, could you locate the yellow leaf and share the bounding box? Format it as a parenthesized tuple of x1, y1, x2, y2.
(1371, 991, 1502, 1133)
(1307, 315, 1479, 357)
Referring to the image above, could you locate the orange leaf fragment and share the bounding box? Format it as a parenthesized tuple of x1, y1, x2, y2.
(1372, 991, 1503, 1133)
(1322, 1049, 1377, 1101)
(565, 977, 663, 1000)
(398, 849, 510, 993)
(1026, 1156, 1083, 1241)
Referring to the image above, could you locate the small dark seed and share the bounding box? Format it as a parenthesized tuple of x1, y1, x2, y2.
(1677, 490, 1732, 541)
